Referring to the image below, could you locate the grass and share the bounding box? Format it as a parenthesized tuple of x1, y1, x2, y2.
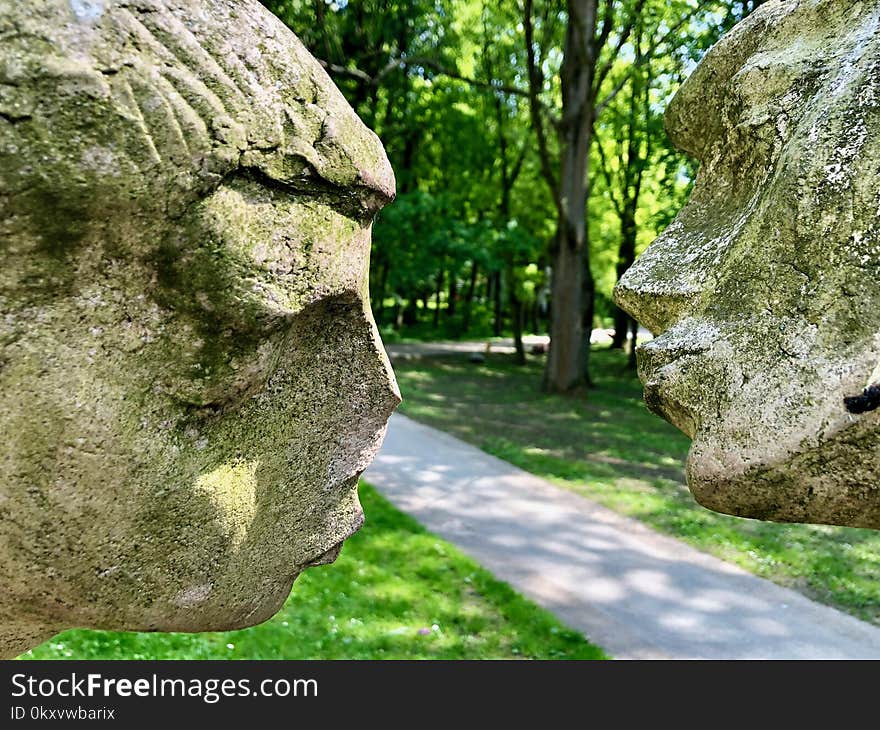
(393, 347, 880, 625)
(21, 484, 605, 660)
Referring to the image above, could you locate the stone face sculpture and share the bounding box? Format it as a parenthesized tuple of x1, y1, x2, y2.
(0, 0, 399, 657)
(615, 0, 880, 529)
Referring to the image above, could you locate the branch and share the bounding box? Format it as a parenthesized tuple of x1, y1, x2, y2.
(317, 55, 531, 99)
(510, 141, 528, 189)
(538, 0, 559, 60)
(646, 4, 706, 57)
(317, 59, 373, 84)
(523, 0, 561, 211)
(635, 36, 655, 201)
(595, 136, 623, 217)
(592, 0, 645, 101)
(372, 57, 406, 87)
(593, 0, 700, 120)
(595, 0, 616, 56)
(404, 56, 530, 98)
(593, 73, 628, 120)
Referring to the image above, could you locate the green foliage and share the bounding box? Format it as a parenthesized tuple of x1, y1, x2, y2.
(394, 349, 880, 625)
(259, 1, 744, 335)
(22, 484, 605, 660)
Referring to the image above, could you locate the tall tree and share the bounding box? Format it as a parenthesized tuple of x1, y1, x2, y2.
(595, 0, 745, 356)
(524, 0, 644, 392)
(601, 19, 650, 354)
(480, 9, 530, 362)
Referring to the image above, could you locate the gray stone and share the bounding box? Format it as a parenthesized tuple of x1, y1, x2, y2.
(0, 0, 398, 657)
(615, 1, 880, 529)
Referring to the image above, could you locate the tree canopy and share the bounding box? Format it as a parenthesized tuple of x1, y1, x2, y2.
(262, 0, 762, 385)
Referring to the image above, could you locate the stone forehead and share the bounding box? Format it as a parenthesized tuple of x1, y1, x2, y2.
(665, 0, 880, 161)
(0, 0, 394, 210)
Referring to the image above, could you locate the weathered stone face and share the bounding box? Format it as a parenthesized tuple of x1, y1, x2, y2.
(0, 0, 399, 657)
(615, 1, 880, 530)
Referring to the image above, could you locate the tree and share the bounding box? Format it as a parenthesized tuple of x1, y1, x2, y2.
(595, 1, 705, 354)
(478, 5, 532, 362)
(600, 17, 650, 356)
(523, 0, 644, 392)
(593, 0, 747, 361)
(263, 0, 752, 356)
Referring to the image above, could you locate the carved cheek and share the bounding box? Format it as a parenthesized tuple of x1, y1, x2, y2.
(147, 176, 377, 408)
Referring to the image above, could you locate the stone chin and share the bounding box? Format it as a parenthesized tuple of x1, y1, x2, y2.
(633, 320, 880, 528)
(685, 410, 880, 530)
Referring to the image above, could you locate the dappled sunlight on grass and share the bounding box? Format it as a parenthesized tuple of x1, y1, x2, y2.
(523, 446, 563, 458)
(396, 369, 438, 384)
(22, 484, 604, 660)
(395, 347, 880, 625)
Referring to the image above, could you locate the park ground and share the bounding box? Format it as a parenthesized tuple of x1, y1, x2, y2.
(24, 344, 880, 660)
(392, 347, 880, 626)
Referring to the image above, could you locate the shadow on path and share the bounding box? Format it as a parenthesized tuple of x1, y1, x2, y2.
(365, 414, 880, 659)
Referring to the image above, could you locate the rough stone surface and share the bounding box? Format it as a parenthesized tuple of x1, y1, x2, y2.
(0, 0, 398, 657)
(615, 1, 880, 529)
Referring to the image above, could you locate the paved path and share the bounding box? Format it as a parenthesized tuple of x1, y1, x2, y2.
(385, 334, 551, 362)
(365, 414, 880, 659)
(384, 328, 653, 362)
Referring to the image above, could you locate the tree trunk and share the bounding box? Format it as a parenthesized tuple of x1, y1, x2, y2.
(487, 60, 527, 362)
(447, 272, 457, 318)
(462, 260, 479, 334)
(402, 298, 418, 326)
(509, 264, 526, 365)
(627, 315, 638, 370)
(541, 0, 596, 393)
(611, 308, 629, 349)
(523, 0, 644, 391)
(511, 291, 526, 365)
(492, 270, 503, 337)
(433, 266, 444, 328)
(610, 23, 649, 351)
(581, 256, 596, 386)
(611, 202, 637, 348)
(544, 234, 585, 391)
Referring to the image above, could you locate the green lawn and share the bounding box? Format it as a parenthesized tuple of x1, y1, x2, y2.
(21, 483, 605, 660)
(393, 348, 880, 625)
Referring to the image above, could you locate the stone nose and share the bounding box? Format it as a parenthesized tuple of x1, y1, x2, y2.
(613, 234, 704, 336)
(311, 112, 396, 222)
(613, 208, 729, 335)
(614, 276, 701, 337)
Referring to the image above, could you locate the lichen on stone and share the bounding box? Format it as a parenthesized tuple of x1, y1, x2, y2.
(615, 0, 880, 530)
(0, 0, 398, 657)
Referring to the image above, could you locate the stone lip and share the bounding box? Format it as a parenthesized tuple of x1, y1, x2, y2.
(615, 0, 880, 529)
